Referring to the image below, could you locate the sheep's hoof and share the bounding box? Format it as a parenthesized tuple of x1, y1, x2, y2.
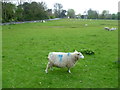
(69, 72, 71, 74)
(68, 70, 71, 74)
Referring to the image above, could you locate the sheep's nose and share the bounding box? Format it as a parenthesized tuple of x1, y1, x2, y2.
(81, 56, 84, 59)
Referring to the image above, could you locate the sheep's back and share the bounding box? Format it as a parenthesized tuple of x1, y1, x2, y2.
(48, 52, 74, 67)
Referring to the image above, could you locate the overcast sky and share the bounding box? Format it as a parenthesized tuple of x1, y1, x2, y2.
(32, 0, 119, 14)
(12, 0, 119, 14)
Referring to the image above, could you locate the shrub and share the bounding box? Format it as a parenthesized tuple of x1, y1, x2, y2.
(80, 49, 95, 55)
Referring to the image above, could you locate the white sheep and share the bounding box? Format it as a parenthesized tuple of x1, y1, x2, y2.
(85, 24, 88, 26)
(41, 20, 45, 23)
(109, 27, 117, 31)
(45, 50, 84, 73)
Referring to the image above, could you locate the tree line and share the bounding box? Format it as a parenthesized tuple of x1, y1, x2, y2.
(1, 1, 120, 23)
(2, 1, 50, 22)
(84, 9, 119, 20)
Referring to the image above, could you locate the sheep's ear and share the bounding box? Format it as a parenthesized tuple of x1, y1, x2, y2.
(74, 50, 78, 52)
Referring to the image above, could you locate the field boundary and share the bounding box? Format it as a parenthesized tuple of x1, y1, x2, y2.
(0, 18, 61, 25)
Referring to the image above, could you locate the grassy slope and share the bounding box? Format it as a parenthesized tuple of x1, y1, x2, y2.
(2, 19, 118, 88)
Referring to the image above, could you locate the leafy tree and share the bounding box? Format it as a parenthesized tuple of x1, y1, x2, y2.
(20, 2, 48, 21)
(15, 5, 24, 21)
(0, 2, 2, 22)
(67, 9, 75, 18)
(22, 2, 31, 20)
(47, 9, 54, 19)
(2, 2, 16, 22)
(87, 9, 98, 19)
(60, 10, 67, 18)
(101, 10, 109, 19)
(112, 14, 116, 19)
(2, 1, 49, 22)
(105, 14, 112, 19)
(111, 14, 117, 19)
(36, 2, 49, 19)
(117, 12, 120, 20)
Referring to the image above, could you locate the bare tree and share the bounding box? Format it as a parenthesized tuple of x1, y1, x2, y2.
(54, 3, 63, 18)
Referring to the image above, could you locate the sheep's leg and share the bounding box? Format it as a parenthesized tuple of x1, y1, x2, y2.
(45, 62, 53, 73)
(50, 67, 53, 71)
(67, 68, 71, 73)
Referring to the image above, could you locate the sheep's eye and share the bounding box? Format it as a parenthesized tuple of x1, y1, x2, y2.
(77, 53, 80, 55)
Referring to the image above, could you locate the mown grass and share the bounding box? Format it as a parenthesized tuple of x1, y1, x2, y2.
(2, 19, 118, 88)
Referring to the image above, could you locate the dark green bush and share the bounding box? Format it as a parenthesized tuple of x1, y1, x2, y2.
(80, 49, 95, 55)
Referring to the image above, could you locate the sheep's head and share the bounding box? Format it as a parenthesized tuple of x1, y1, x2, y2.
(74, 50, 84, 60)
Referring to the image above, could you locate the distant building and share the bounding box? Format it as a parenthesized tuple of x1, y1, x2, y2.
(81, 15, 88, 19)
(81, 11, 88, 19)
(76, 15, 81, 19)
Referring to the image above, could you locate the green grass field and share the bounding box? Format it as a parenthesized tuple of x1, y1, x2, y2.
(2, 19, 118, 88)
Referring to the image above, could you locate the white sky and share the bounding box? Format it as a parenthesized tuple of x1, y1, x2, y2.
(33, 0, 119, 14)
(12, 0, 119, 14)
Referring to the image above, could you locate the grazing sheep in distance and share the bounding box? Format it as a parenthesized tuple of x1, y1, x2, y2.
(104, 27, 117, 31)
(45, 50, 84, 73)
